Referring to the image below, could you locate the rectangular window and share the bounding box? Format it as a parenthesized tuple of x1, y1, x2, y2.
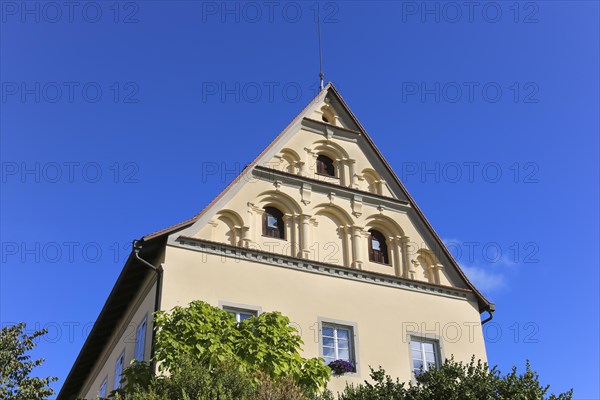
(99, 377, 107, 398)
(410, 338, 439, 375)
(223, 306, 257, 322)
(135, 316, 147, 361)
(321, 323, 355, 369)
(113, 351, 124, 390)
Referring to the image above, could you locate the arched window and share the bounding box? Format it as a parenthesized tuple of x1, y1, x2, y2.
(316, 155, 336, 177)
(368, 230, 389, 264)
(262, 207, 285, 239)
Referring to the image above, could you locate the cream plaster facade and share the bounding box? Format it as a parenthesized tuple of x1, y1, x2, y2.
(80, 277, 157, 399)
(160, 247, 487, 394)
(59, 84, 493, 399)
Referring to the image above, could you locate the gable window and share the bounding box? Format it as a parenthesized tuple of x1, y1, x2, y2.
(410, 338, 440, 375)
(224, 306, 258, 322)
(113, 351, 125, 390)
(368, 230, 389, 264)
(321, 323, 356, 371)
(262, 206, 285, 239)
(99, 377, 108, 398)
(134, 316, 147, 361)
(316, 155, 336, 177)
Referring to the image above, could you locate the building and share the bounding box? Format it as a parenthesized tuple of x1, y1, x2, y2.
(57, 83, 494, 399)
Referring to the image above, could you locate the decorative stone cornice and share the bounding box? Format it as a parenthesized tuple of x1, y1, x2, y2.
(172, 236, 473, 302)
(302, 117, 361, 142)
(253, 166, 410, 211)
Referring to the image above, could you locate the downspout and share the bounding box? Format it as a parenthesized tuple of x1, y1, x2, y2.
(481, 303, 496, 325)
(132, 239, 163, 370)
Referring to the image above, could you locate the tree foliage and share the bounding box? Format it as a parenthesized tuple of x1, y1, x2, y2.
(115, 357, 330, 400)
(338, 357, 573, 400)
(0, 323, 57, 400)
(119, 301, 330, 397)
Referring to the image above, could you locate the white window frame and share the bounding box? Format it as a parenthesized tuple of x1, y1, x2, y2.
(322, 323, 353, 362)
(113, 350, 125, 390)
(219, 301, 262, 323)
(318, 317, 360, 376)
(409, 336, 441, 375)
(98, 376, 108, 398)
(134, 316, 147, 361)
(223, 306, 258, 322)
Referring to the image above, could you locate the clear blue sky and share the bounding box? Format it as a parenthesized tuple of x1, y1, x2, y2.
(1, 1, 598, 398)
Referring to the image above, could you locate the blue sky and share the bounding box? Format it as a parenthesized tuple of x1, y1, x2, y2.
(1, 1, 598, 398)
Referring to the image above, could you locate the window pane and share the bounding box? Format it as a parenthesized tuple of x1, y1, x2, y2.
(323, 337, 334, 347)
(410, 341, 421, 350)
(412, 350, 423, 361)
(114, 355, 124, 390)
(371, 239, 381, 250)
(337, 328, 350, 340)
(267, 215, 278, 228)
(317, 155, 335, 176)
(337, 339, 349, 349)
(323, 347, 335, 357)
(338, 348, 350, 361)
(322, 326, 334, 337)
(423, 342, 434, 352)
(413, 359, 424, 370)
(224, 308, 256, 322)
(239, 312, 254, 321)
(425, 351, 436, 363)
(324, 356, 335, 364)
(135, 321, 146, 361)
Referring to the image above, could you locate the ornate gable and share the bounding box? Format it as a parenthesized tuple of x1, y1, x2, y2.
(159, 83, 491, 309)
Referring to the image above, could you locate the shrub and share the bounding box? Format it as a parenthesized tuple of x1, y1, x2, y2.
(339, 357, 573, 400)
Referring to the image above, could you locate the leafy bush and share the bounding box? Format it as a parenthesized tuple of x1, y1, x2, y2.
(339, 357, 573, 400)
(115, 356, 333, 400)
(114, 357, 254, 400)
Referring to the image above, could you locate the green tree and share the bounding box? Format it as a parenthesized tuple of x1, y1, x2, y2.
(118, 301, 330, 398)
(115, 357, 331, 400)
(0, 323, 57, 400)
(339, 357, 573, 400)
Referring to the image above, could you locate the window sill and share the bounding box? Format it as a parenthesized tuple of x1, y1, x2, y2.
(315, 172, 339, 179)
(331, 370, 360, 378)
(261, 235, 286, 241)
(368, 259, 391, 266)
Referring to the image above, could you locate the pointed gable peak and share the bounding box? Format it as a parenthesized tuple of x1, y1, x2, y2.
(306, 82, 362, 132)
